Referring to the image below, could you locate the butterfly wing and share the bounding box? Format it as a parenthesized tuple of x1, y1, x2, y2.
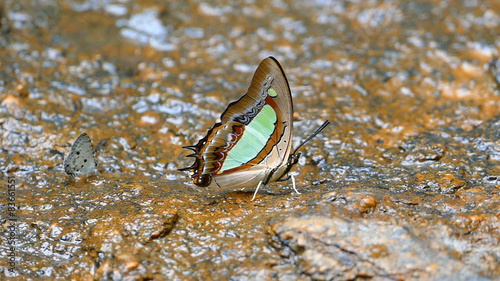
(221, 57, 293, 168)
(64, 133, 97, 176)
(180, 57, 294, 192)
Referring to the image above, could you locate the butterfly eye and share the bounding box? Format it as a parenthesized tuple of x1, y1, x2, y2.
(194, 174, 211, 187)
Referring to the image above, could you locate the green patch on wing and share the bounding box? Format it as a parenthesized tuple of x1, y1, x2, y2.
(221, 105, 277, 171)
(268, 88, 278, 97)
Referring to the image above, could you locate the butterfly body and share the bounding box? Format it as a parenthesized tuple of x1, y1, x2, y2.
(180, 57, 327, 194)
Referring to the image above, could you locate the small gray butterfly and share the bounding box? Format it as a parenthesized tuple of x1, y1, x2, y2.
(64, 133, 97, 176)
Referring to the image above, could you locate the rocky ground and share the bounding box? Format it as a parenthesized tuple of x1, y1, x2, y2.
(0, 0, 499, 280)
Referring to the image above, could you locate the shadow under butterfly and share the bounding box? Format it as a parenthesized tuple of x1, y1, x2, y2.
(179, 57, 330, 200)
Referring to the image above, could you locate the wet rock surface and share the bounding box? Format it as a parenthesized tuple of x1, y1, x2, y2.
(269, 215, 486, 280)
(0, 0, 499, 280)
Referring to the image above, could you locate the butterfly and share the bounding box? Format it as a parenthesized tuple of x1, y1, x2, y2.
(179, 57, 329, 199)
(64, 133, 97, 177)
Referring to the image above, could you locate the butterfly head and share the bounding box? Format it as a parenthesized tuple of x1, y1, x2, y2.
(275, 152, 301, 182)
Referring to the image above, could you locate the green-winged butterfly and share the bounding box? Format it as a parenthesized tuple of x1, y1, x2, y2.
(179, 57, 329, 199)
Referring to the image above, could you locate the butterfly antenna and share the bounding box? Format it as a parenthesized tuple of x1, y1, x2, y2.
(292, 120, 330, 155)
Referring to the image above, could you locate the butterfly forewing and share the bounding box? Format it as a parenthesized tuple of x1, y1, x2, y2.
(221, 57, 293, 168)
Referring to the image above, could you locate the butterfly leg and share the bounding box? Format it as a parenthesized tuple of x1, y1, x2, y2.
(251, 181, 263, 201)
(291, 174, 301, 195)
